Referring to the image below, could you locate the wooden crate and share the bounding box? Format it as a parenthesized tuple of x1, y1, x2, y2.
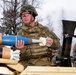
(20, 66, 76, 75)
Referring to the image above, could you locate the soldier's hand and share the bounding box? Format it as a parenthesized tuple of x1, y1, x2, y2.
(15, 40, 25, 50)
(46, 37, 53, 47)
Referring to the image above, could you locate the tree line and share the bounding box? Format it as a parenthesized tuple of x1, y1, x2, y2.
(0, 0, 42, 35)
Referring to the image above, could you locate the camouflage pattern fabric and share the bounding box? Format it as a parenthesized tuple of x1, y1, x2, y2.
(20, 4, 38, 17)
(17, 22, 60, 67)
(74, 43, 76, 52)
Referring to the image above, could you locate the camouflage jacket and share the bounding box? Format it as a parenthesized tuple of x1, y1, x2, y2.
(17, 22, 60, 60)
(74, 43, 76, 52)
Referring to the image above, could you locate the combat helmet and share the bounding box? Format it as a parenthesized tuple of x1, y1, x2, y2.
(20, 4, 38, 17)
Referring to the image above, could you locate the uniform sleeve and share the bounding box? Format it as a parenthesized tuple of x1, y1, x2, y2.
(43, 27, 60, 50)
(74, 43, 76, 52)
(51, 38, 60, 50)
(17, 29, 23, 36)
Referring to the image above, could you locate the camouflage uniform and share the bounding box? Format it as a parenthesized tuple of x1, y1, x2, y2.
(72, 44, 76, 67)
(74, 43, 76, 52)
(73, 43, 76, 57)
(17, 22, 60, 68)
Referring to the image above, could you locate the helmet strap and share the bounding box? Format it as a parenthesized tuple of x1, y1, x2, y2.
(29, 14, 35, 27)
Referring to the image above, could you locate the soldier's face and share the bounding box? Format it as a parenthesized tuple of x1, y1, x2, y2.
(22, 12, 33, 24)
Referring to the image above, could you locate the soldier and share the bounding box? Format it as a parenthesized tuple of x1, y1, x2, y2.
(73, 43, 76, 56)
(72, 43, 76, 67)
(15, 4, 60, 68)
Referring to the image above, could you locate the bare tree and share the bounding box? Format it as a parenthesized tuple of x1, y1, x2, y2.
(28, 0, 42, 8)
(0, 0, 43, 35)
(0, 0, 28, 35)
(22, 0, 28, 5)
(46, 15, 54, 31)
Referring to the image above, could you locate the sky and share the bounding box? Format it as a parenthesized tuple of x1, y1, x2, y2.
(42, 0, 76, 20)
(0, 0, 76, 56)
